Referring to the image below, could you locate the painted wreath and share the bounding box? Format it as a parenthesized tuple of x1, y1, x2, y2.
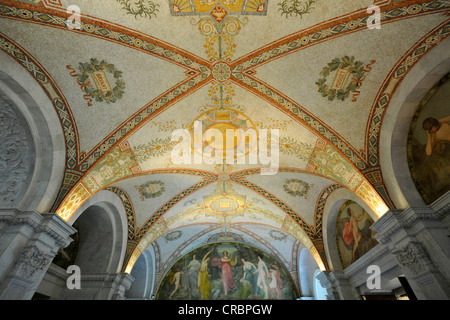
(283, 179, 311, 197)
(315, 56, 366, 102)
(137, 180, 165, 200)
(165, 230, 183, 242)
(77, 58, 125, 104)
(269, 230, 287, 241)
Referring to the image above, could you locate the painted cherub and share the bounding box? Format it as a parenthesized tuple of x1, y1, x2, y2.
(422, 116, 450, 156)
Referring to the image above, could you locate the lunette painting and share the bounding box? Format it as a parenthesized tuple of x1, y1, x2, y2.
(407, 73, 450, 205)
(336, 201, 377, 269)
(156, 242, 298, 300)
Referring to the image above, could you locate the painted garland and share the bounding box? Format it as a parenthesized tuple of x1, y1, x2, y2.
(116, 0, 159, 19)
(278, 0, 318, 18)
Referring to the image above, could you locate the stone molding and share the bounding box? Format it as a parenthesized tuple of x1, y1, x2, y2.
(61, 272, 135, 300)
(371, 207, 444, 245)
(0, 210, 75, 248)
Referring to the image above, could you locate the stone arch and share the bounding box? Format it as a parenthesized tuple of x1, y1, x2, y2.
(379, 38, 450, 209)
(321, 187, 377, 271)
(126, 249, 156, 299)
(313, 269, 328, 300)
(0, 50, 66, 213)
(68, 190, 128, 274)
(298, 247, 320, 299)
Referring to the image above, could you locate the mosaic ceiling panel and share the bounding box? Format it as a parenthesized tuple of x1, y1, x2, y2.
(1, 0, 449, 276)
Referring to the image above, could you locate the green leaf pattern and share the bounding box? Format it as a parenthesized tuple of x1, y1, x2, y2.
(315, 56, 368, 102)
(77, 58, 125, 104)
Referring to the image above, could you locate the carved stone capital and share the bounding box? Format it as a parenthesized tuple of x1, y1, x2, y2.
(112, 273, 135, 300)
(0, 210, 76, 248)
(393, 242, 432, 276)
(10, 246, 50, 280)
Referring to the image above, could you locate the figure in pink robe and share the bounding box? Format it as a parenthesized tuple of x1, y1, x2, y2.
(212, 251, 237, 295)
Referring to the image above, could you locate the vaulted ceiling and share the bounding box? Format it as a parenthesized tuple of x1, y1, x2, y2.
(1, 0, 449, 274)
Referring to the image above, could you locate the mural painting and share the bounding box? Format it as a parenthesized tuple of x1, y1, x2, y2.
(336, 201, 377, 269)
(407, 74, 450, 205)
(156, 243, 298, 300)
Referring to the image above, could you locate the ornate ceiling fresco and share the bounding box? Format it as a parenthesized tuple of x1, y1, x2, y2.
(1, 0, 449, 278)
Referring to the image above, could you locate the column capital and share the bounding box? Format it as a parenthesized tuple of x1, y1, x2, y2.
(0, 210, 75, 299)
(368, 202, 450, 299)
(9, 246, 50, 281)
(371, 206, 443, 245)
(392, 241, 434, 277)
(0, 209, 75, 248)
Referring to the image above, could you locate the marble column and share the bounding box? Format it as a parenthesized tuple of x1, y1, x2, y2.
(0, 209, 75, 299)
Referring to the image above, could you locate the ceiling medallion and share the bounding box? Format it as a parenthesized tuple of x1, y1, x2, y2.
(212, 62, 232, 81)
(189, 107, 258, 161)
(204, 193, 246, 217)
(203, 182, 247, 232)
(218, 173, 230, 182)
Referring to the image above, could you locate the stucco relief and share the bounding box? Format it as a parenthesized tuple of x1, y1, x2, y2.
(10, 246, 49, 280)
(0, 91, 35, 206)
(394, 242, 432, 276)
